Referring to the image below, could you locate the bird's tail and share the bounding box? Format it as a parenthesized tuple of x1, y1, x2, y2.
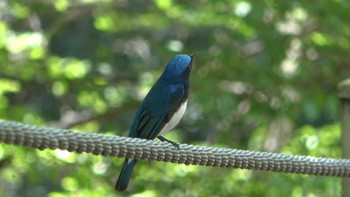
(115, 158, 137, 192)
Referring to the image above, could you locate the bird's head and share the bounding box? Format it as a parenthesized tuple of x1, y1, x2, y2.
(162, 54, 195, 79)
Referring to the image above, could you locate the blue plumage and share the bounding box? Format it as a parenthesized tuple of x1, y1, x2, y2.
(115, 54, 194, 192)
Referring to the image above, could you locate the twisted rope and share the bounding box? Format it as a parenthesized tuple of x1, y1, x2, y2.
(0, 120, 349, 177)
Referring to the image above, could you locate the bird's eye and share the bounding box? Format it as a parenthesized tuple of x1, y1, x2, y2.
(187, 64, 192, 72)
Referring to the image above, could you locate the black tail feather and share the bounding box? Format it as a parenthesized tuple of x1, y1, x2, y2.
(115, 159, 137, 192)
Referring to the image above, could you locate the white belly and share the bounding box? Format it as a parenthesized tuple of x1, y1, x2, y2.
(158, 101, 187, 135)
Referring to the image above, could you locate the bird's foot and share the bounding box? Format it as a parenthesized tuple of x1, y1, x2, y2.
(157, 136, 180, 150)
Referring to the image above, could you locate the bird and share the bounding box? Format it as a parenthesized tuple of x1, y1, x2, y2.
(115, 54, 195, 192)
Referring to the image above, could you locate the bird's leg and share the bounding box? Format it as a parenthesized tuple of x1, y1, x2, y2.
(157, 136, 180, 150)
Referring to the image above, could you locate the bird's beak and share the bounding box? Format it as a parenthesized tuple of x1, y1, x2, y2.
(190, 53, 196, 64)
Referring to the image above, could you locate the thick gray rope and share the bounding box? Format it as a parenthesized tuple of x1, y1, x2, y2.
(1, 120, 350, 177)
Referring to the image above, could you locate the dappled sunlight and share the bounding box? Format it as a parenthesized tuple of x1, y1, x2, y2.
(0, 0, 349, 196)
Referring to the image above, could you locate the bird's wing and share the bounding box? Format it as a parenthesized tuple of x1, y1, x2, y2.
(130, 84, 185, 140)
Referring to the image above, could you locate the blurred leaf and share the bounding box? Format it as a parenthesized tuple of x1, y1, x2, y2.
(0, 0, 348, 195)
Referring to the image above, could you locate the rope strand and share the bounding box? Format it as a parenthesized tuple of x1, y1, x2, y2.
(1, 120, 349, 177)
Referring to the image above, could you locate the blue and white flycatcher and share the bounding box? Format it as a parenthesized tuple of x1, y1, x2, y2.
(115, 54, 194, 192)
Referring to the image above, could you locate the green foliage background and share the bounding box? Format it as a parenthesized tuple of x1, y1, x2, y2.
(0, 0, 348, 196)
